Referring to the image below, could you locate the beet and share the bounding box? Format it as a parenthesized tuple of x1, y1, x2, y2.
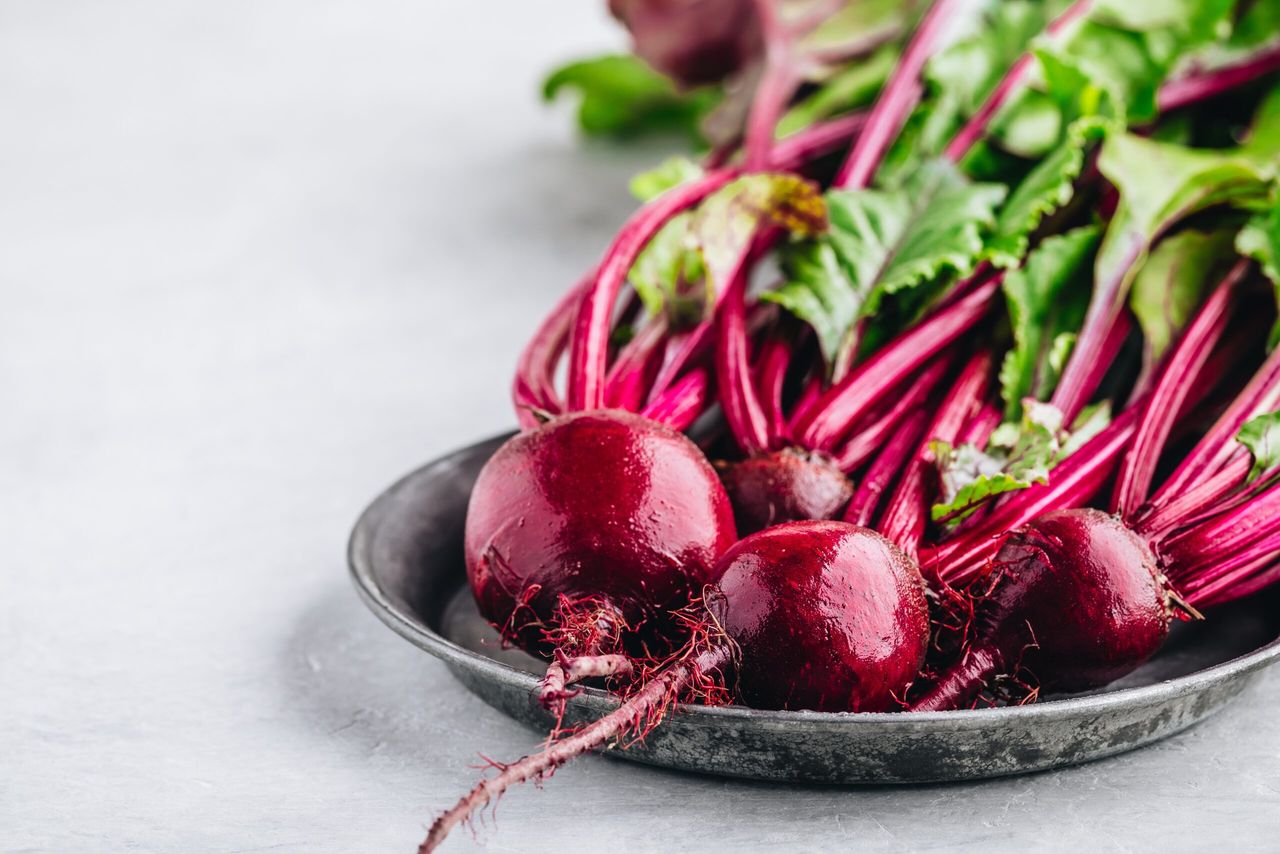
(465, 409, 737, 654)
(716, 448, 854, 535)
(425, 521, 930, 850)
(913, 509, 1174, 711)
(712, 521, 929, 711)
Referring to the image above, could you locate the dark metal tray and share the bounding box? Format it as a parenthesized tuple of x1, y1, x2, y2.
(349, 434, 1280, 783)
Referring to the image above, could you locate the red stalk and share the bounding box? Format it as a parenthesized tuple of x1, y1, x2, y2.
(943, 0, 1093, 163)
(1157, 43, 1280, 113)
(717, 276, 772, 454)
(921, 406, 1140, 585)
(879, 351, 993, 556)
(832, 355, 954, 471)
(1150, 340, 1280, 508)
(792, 274, 1000, 451)
(640, 367, 711, 432)
(1134, 452, 1251, 539)
(513, 279, 587, 426)
(567, 170, 739, 411)
(834, 0, 977, 188)
(844, 406, 931, 527)
(756, 334, 794, 446)
(1111, 265, 1242, 516)
(605, 316, 670, 411)
(744, 0, 803, 170)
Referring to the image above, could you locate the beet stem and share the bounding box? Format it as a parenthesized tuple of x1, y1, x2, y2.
(1157, 43, 1280, 113)
(421, 644, 732, 853)
(834, 0, 975, 188)
(793, 274, 1000, 451)
(1111, 265, 1242, 517)
(910, 644, 1002, 712)
(717, 275, 773, 454)
(833, 354, 954, 471)
(513, 279, 586, 425)
(845, 406, 931, 526)
(942, 0, 1093, 163)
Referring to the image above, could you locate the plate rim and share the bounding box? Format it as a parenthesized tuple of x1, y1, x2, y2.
(349, 439, 1280, 729)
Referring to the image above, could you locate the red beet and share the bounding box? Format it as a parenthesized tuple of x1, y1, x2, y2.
(712, 521, 930, 711)
(425, 520, 929, 850)
(465, 409, 737, 654)
(716, 448, 854, 536)
(913, 509, 1175, 711)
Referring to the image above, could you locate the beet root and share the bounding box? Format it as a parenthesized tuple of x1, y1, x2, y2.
(423, 521, 931, 851)
(711, 520, 930, 711)
(465, 409, 737, 654)
(913, 508, 1175, 711)
(716, 447, 854, 535)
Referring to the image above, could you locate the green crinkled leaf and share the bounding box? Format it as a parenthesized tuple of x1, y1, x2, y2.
(692, 173, 828, 291)
(764, 160, 1006, 369)
(1238, 411, 1280, 483)
(987, 117, 1109, 268)
(931, 399, 1111, 524)
(1092, 117, 1279, 332)
(1130, 228, 1236, 364)
(542, 54, 717, 141)
(629, 173, 827, 322)
(630, 157, 704, 202)
(999, 225, 1101, 419)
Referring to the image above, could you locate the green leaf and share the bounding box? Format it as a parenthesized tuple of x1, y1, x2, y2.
(931, 399, 1111, 524)
(629, 157, 704, 202)
(1093, 125, 1278, 327)
(628, 173, 826, 323)
(999, 225, 1101, 419)
(542, 55, 717, 141)
(987, 117, 1109, 268)
(627, 213, 705, 323)
(692, 173, 828, 292)
(1130, 228, 1236, 364)
(1238, 412, 1280, 482)
(764, 161, 1006, 368)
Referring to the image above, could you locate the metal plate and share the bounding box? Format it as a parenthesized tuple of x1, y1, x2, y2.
(349, 433, 1280, 784)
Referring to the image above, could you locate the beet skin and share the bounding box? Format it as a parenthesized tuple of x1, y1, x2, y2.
(464, 409, 737, 652)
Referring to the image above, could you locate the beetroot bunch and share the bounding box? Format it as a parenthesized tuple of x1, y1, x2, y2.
(415, 1, 1280, 849)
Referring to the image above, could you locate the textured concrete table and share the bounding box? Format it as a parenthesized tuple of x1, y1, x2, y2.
(4, 3, 1279, 852)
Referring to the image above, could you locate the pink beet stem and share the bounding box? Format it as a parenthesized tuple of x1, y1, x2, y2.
(845, 406, 932, 527)
(604, 315, 669, 411)
(717, 274, 773, 454)
(834, 0, 977, 188)
(833, 354, 954, 471)
(1161, 478, 1280, 576)
(943, 0, 1093, 163)
(641, 366, 712, 432)
(793, 274, 1000, 451)
(880, 350, 993, 556)
(1134, 451, 1251, 539)
(1050, 233, 1144, 424)
(744, 0, 803, 170)
(513, 278, 588, 426)
(420, 644, 732, 853)
(1111, 265, 1242, 517)
(757, 333, 795, 446)
(1150, 334, 1280, 508)
(567, 170, 739, 411)
(1158, 43, 1280, 114)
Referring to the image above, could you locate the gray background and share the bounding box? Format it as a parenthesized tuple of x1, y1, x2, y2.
(4, 2, 1279, 852)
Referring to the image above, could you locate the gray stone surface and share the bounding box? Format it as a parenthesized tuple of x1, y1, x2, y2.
(3, 2, 1279, 852)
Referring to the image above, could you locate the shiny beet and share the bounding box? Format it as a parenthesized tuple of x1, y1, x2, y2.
(465, 409, 737, 652)
(711, 521, 930, 712)
(717, 448, 854, 535)
(913, 508, 1173, 711)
